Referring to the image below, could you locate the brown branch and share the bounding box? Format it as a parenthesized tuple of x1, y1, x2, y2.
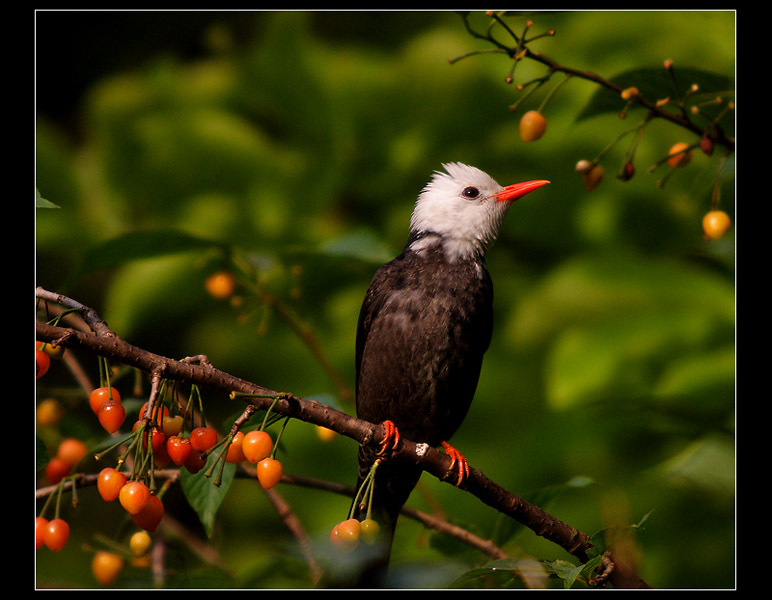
(35, 288, 650, 588)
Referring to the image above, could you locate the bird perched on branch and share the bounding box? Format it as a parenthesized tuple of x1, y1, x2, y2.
(340, 162, 549, 587)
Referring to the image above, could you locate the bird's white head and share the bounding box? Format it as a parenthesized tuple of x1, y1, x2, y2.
(409, 162, 549, 262)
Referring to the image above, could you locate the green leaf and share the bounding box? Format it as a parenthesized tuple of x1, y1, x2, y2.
(576, 66, 734, 123)
(316, 229, 395, 265)
(543, 558, 586, 589)
(508, 254, 734, 348)
(449, 557, 549, 589)
(66, 229, 226, 297)
(75, 229, 223, 276)
(36, 188, 60, 208)
(545, 310, 720, 410)
(179, 453, 235, 538)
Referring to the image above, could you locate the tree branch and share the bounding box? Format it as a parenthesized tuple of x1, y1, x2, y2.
(455, 12, 734, 153)
(35, 287, 650, 588)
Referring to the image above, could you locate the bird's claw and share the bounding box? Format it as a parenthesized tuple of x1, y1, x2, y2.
(377, 420, 400, 455)
(441, 441, 470, 486)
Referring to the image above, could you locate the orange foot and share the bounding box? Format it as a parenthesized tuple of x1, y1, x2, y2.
(377, 420, 400, 455)
(441, 441, 470, 486)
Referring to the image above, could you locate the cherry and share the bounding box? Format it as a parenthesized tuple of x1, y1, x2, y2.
(225, 432, 246, 464)
(359, 518, 380, 544)
(37, 398, 64, 427)
(242, 430, 273, 464)
(702, 210, 731, 240)
(166, 436, 193, 466)
(97, 468, 127, 502)
(44, 518, 70, 551)
(316, 425, 336, 442)
(37, 340, 65, 359)
(184, 450, 207, 474)
(700, 133, 714, 156)
(119, 481, 151, 515)
(189, 426, 217, 452)
(205, 270, 236, 300)
(519, 110, 548, 142)
(89, 387, 121, 413)
(131, 494, 164, 532)
(162, 415, 184, 438)
(56, 438, 88, 469)
(153, 442, 171, 469)
(98, 400, 126, 433)
(139, 401, 170, 426)
(36, 349, 51, 379)
(35, 516, 48, 549)
(45, 456, 71, 485)
(91, 551, 124, 586)
(129, 531, 153, 557)
(330, 518, 360, 551)
(576, 160, 604, 192)
(667, 142, 692, 168)
(256, 457, 283, 490)
(143, 427, 166, 453)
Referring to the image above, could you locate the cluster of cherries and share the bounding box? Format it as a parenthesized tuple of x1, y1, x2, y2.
(37, 365, 286, 587)
(515, 58, 733, 243)
(35, 340, 63, 379)
(329, 517, 380, 552)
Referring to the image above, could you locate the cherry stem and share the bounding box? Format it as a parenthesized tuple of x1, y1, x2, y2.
(537, 72, 571, 113)
(270, 416, 291, 460)
(348, 458, 380, 521)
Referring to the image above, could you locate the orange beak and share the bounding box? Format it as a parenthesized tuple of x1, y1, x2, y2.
(495, 179, 550, 203)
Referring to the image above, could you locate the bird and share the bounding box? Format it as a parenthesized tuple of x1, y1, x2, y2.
(340, 162, 549, 587)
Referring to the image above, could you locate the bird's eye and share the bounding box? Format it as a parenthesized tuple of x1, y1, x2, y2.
(462, 186, 480, 199)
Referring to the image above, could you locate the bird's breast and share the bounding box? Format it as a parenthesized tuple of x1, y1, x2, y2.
(355, 246, 494, 443)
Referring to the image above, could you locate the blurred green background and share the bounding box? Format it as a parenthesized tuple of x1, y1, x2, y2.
(35, 11, 735, 589)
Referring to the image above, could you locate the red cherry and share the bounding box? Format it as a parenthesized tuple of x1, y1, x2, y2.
(242, 430, 273, 464)
(139, 401, 170, 426)
(153, 442, 171, 469)
(35, 516, 48, 549)
(189, 427, 217, 452)
(36, 350, 51, 379)
(56, 438, 88, 469)
(225, 432, 246, 464)
(143, 427, 166, 453)
(44, 456, 71, 485)
(166, 436, 193, 466)
(119, 481, 151, 515)
(89, 387, 121, 413)
(44, 518, 70, 551)
(184, 451, 207, 474)
(130, 494, 164, 532)
(97, 468, 127, 502)
(98, 400, 126, 433)
(256, 457, 283, 490)
(91, 551, 124, 586)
